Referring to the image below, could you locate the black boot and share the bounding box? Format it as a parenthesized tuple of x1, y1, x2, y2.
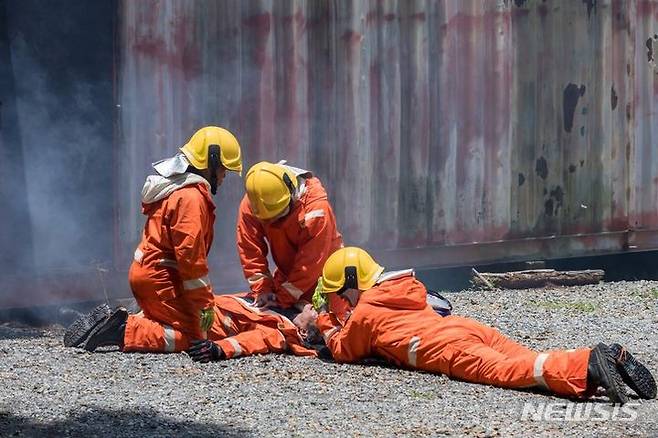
(609, 343, 657, 400)
(83, 307, 128, 352)
(63, 303, 112, 348)
(587, 343, 628, 404)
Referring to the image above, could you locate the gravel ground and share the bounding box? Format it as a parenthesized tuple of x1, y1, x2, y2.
(1, 280, 657, 437)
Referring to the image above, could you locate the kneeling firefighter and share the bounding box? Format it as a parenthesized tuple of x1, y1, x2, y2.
(301, 247, 657, 404)
(69, 126, 243, 353)
(236, 160, 346, 315)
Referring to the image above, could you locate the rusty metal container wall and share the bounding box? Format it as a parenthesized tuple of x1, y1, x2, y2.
(632, 1, 658, 232)
(116, 0, 658, 290)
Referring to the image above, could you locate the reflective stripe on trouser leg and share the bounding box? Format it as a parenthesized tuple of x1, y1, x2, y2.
(227, 338, 242, 357)
(408, 336, 421, 367)
(123, 315, 188, 353)
(533, 353, 550, 389)
(163, 325, 176, 352)
(539, 348, 591, 397)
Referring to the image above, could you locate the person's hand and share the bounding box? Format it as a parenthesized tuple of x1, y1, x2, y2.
(312, 278, 328, 312)
(187, 339, 223, 363)
(254, 292, 277, 308)
(199, 308, 215, 332)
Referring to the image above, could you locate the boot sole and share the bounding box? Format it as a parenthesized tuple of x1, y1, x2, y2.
(611, 344, 657, 400)
(63, 303, 112, 348)
(83, 308, 128, 352)
(592, 343, 628, 404)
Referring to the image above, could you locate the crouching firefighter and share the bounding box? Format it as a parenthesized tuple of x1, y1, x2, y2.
(65, 126, 243, 353)
(65, 293, 318, 361)
(236, 161, 346, 315)
(297, 247, 657, 404)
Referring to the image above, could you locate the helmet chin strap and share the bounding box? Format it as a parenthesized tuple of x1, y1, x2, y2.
(281, 171, 297, 211)
(208, 144, 221, 195)
(337, 266, 358, 296)
(282, 172, 295, 194)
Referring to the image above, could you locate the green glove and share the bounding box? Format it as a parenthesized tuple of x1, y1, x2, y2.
(312, 278, 328, 311)
(200, 307, 215, 332)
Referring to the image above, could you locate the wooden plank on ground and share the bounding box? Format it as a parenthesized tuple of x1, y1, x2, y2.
(471, 269, 605, 289)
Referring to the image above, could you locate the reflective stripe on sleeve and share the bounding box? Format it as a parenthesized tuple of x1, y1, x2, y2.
(134, 248, 144, 263)
(533, 353, 549, 389)
(163, 325, 175, 352)
(183, 276, 211, 290)
(222, 315, 233, 330)
(281, 282, 304, 299)
(304, 209, 325, 222)
(227, 338, 242, 357)
(247, 273, 271, 285)
(322, 327, 339, 343)
(408, 336, 421, 367)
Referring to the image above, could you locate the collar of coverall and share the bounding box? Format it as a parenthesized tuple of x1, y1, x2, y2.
(375, 269, 415, 285)
(141, 173, 210, 204)
(277, 160, 311, 200)
(152, 153, 190, 177)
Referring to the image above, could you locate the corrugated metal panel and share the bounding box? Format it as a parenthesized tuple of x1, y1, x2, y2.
(116, 0, 658, 291)
(632, 0, 658, 231)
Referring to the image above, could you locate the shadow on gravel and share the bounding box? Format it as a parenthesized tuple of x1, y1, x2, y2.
(0, 407, 252, 437)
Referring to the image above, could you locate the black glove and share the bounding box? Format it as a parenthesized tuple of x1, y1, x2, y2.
(187, 339, 224, 363)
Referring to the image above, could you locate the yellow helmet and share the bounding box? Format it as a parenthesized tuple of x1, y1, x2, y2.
(180, 126, 243, 175)
(245, 161, 298, 220)
(320, 247, 384, 293)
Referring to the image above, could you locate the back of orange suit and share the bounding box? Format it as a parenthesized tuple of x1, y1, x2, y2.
(317, 274, 592, 398)
(126, 174, 216, 349)
(237, 172, 344, 310)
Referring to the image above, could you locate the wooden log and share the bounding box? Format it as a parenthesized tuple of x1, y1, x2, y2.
(471, 268, 498, 290)
(471, 269, 605, 289)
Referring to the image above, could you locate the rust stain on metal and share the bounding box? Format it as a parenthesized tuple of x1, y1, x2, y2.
(409, 12, 426, 22)
(340, 30, 362, 44)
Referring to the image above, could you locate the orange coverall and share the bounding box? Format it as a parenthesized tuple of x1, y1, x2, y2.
(124, 293, 316, 357)
(317, 274, 591, 397)
(127, 180, 216, 349)
(236, 176, 344, 309)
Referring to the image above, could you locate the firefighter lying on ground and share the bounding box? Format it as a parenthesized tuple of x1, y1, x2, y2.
(297, 247, 657, 404)
(63, 288, 449, 361)
(64, 293, 318, 359)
